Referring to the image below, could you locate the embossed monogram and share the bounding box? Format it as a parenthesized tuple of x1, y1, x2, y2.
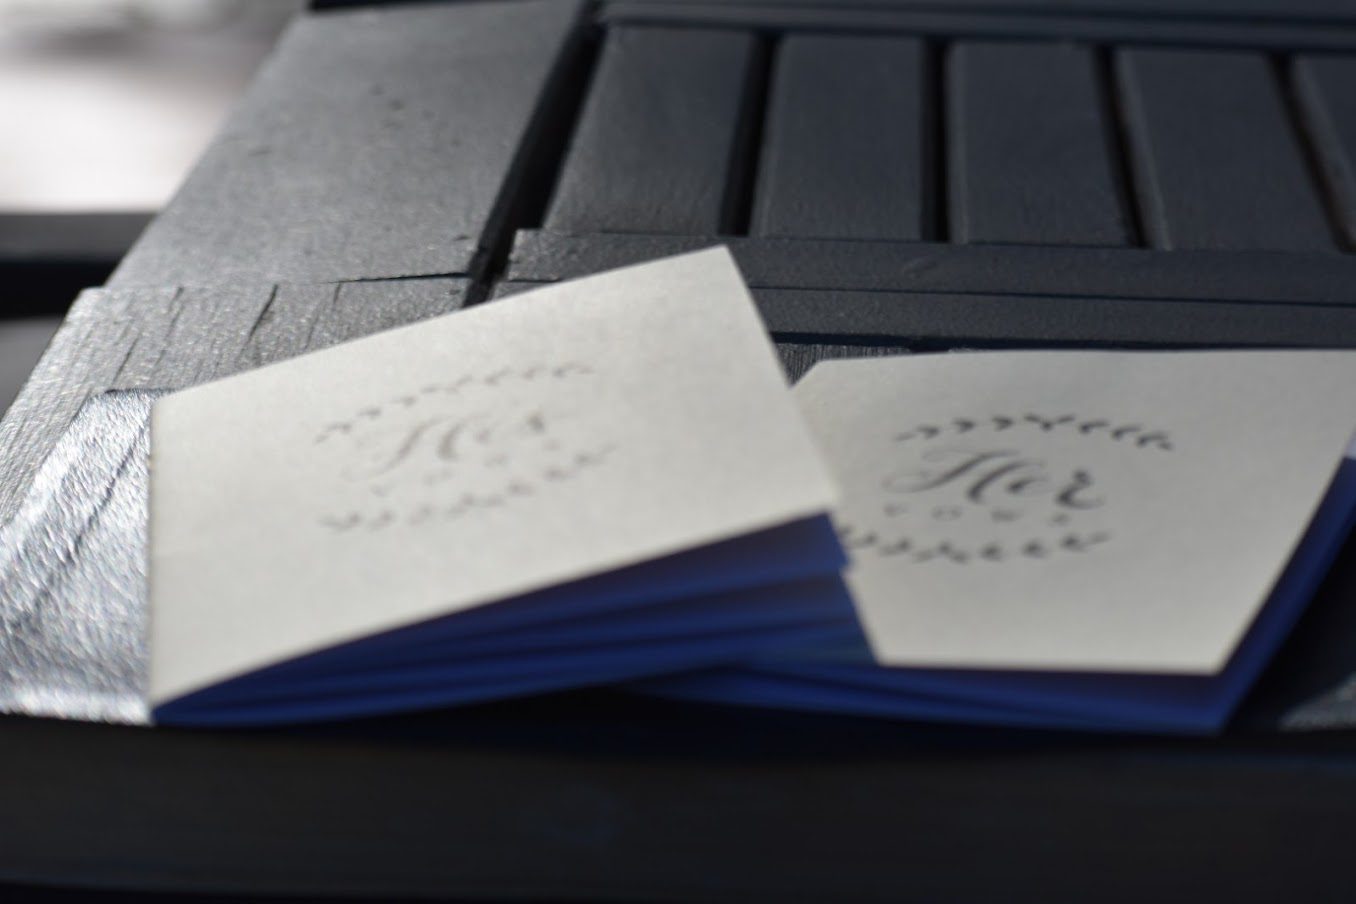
(840, 412, 1171, 564)
(312, 363, 615, 531)
(884, 448, 1104, 511)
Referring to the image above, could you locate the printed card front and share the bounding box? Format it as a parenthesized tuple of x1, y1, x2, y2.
(149, 247, 835, 704)
(796, 351, 1356, 673)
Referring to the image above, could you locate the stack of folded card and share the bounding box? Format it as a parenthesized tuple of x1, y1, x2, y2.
(146, 245, 1356, 733)
(642, 350, 1356, 733)
(148, 248, 847, 725)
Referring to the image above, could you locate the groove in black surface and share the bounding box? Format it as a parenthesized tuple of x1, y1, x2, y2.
(1095, 44, 1146, 249)
(240, 284, 282, 346)
(1274, 53, 1354, 252)
(924, 39, 949, 243)
(512, 27, 604, 234)
(1108, 49, 1171, 250)
(333, 271, 462, 284)
(464, 17, 603, 304)
(721, 32, 775, 237)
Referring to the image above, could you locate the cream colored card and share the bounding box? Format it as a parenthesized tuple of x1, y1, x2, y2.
(148, 247, 836, 703)
(795, 351, 1356, 674)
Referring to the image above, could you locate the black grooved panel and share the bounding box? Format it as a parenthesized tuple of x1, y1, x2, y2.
(950, 41, 1133, 246)
(1117, 47, 1335, 252)
(545, 26, 761, 234)
(751, 34, 928, 241)
(109, 0, 583, 288)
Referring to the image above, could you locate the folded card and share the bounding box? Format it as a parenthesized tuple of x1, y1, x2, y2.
(643, 350, 1356, 733)
(148, 247, 846, 725)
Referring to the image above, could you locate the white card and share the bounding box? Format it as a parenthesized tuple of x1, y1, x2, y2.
(148, 247, 836, 703)
(795, 350, 1356, 674)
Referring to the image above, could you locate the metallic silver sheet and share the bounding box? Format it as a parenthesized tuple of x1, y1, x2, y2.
(0, 391, 158, 724)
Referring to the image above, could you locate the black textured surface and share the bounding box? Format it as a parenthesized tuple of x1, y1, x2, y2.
(1294, 53, 1356, 250)
(1117, 47, 1335, 252)
(950, 41, 1132, 246)
(504, 228, 1356, 347)
(109, 0, 582, 288)
(500, 280, 1356, 348)
(604, 1, 1356, 53)
(546, 26, 761, 235)
(505, 230, 1356, 305)
(607, 0, 1356, 14)
(751, 34, 929, 241)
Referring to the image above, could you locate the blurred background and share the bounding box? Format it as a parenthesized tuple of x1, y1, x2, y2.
(0, 0, 302, 415)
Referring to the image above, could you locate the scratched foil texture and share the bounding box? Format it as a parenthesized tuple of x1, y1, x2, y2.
(0, 391, 161, 724)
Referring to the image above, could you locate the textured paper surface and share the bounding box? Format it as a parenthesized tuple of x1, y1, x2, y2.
(149, 247, 836, 703)
(796, 351, 1356, 674)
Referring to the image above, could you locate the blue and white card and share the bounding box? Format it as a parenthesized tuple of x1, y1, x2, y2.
(644, 350, 1356, 733)
(147, 247, 845, 725)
